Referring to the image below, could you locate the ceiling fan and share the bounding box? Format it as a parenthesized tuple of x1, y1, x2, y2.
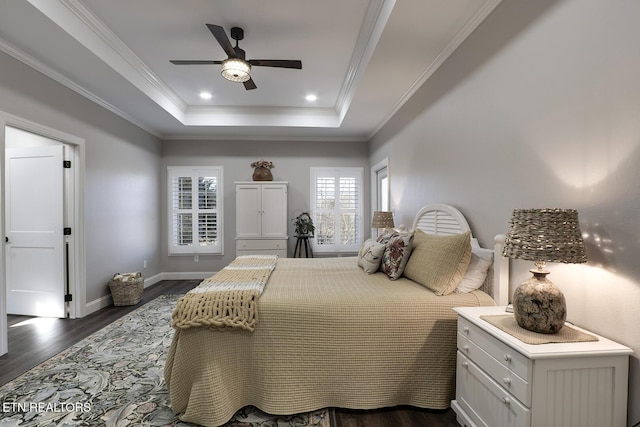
(170, 24, 302, 90)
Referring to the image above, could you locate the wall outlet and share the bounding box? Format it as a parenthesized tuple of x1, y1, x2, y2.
(194, 255, 199, 263)
(143, 260, 147, 269)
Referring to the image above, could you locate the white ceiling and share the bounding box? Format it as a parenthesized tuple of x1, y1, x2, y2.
(0, 0, 502, 141)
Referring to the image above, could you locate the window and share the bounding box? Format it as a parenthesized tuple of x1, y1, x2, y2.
(371, 158, 389, 212)
(168, 166, 223, 255)
(310, 167, 363, 253)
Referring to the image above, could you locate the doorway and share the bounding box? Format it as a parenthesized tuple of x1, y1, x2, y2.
(0, 113, 85, 356)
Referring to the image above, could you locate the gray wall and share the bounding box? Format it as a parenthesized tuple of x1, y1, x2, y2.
(3, 0, 638, 420)
(161, 139, 369, 273)
(370, 0, 640, 423)
(0, 51, 163, 308)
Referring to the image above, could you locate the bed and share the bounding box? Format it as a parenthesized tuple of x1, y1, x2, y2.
(164, 204, 509, 426)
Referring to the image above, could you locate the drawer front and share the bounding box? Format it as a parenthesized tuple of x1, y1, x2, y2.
(236, 239, 287, 251)
(458, 332, 530, 406)
(457, 352, 530, 427)
(458, 317, 530, 381)
(237, 249, 287, 258)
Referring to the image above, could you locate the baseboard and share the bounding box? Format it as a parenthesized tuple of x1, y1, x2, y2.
(143, 272, 164, 288)
(84, 271, 214, 316)
(86, 294, 113, 315)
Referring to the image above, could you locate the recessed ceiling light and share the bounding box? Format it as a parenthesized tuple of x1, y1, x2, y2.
(200, 91, 213, 100)
(305, 94, 317, 102)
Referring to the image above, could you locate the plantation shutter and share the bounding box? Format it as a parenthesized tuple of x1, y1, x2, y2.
(169, 167, 223, 254)
(310, 167, 363, 253)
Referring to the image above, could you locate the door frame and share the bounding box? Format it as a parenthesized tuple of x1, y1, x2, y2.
(1, 111, 86, 324)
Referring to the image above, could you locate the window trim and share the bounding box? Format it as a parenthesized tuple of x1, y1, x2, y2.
(310, 167, 364, 253)
(167, 166, 223, 255)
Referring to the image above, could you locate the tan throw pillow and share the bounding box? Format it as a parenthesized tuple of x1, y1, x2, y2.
(403, 229, 472, 295)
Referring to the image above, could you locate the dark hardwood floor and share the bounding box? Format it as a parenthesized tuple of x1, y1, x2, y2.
(334, 407, 458, 427)
(0, 279, 459, 427)
(0, 279, 201, 386)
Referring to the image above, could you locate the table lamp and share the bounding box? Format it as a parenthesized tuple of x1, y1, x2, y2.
(371, 211, 395, 236)
(503, 208, 587, 333)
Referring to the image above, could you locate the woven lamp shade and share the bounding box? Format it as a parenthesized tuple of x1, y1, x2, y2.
(503, 208, 587, 264)
(371, 211, 395, 229)
(502, 208, 587, 334)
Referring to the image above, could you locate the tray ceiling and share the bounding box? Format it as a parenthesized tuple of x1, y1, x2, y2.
(0, 0, 502, 140)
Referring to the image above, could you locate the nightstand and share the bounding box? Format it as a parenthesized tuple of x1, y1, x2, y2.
(452, 306, 632, 427)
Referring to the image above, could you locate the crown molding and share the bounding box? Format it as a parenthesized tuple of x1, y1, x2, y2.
(160, 133, 369, 143)
(184, 105, 340, 128)
(0, 37, 162, 138)
(334, 0, 395, 124)
(27, 0, 187, 120)
(367, 0, 504, 140)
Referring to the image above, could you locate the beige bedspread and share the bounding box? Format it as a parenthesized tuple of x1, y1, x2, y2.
(165, 257, 495, 427)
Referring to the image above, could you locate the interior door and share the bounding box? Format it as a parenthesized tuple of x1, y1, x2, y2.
(5, 145, 65, 317)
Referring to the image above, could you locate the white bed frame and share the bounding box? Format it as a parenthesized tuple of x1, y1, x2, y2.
(410, 204, 509, 305)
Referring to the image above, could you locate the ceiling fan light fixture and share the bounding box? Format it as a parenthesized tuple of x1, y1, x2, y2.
(221, 58, 251, 82)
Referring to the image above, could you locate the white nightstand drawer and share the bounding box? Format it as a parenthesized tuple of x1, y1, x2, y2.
(457, 352, 530, 427)
(458, 316, 530, 381)
(458, 332, 530, 406)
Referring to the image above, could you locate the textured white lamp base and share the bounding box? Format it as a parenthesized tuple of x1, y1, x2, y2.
(512, 270, 566, 334)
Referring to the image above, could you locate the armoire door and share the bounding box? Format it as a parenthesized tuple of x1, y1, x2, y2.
(260, 184, 287, 238)
(236, 184, 262, 238)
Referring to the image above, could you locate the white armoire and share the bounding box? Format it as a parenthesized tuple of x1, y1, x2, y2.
(235, 181, 288, 257)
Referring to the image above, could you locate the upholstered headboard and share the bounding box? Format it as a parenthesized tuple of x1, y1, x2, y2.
(410, 204, 509, 305)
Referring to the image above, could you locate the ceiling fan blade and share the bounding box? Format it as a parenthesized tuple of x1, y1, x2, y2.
(206, 24, 237, 58)
(248, 59, 302, 69)
(243, 78, 257, 90)
(170, 60, 223, 65)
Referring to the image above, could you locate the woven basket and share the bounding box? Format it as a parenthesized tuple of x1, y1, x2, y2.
(108, 272, 144, 306)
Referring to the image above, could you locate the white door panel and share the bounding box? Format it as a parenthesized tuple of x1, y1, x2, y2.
(6, 145, 65, 318)
(261, 184, 287, 238)
(236, 185, 262, 238)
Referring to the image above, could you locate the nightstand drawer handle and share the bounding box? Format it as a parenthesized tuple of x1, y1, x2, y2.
(502, 397, 510, 405)
(503, 377, 511, 385)
(462, 345, 469, 352)
(462, 326, 470, 333)
(462, 362, 469, 368)
(504, 354, 512, 362)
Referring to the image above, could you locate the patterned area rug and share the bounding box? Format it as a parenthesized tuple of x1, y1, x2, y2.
(0, 295, 333, 427)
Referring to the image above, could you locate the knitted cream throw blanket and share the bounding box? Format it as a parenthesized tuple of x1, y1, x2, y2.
(171, 255, 278, 332)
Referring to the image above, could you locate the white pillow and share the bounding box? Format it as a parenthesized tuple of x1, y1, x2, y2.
(357, 239, 387, 274)
(456, 247, 493, 293)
